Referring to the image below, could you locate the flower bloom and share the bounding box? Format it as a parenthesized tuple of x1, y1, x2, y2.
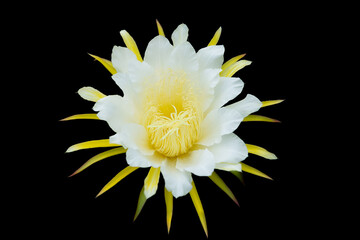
(62, 21, 282, 236)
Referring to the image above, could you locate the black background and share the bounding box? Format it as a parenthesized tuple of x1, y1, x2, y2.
(12, 2, 333, 239)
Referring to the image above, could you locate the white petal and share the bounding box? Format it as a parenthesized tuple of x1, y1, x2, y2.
(127, 60, 155, 93)
(161, 159, 193, 198)
(126, 148, 165, 168)
(208, 133, 248, 164)
(169, 41, 198, 72)
(197, 45, 224, 70)
(197, 107, 243, 146)
(215, 162, 242, 172)
(218, 108, 244, 136)
(176, 149, 215, 177)
(171, 24, 189, 46)
(195, 68, 221, 112)
(144, 35, 173, 69)
(197, 109, 222, 146)
(225, 94, 262, 117)
(109, 123, 154, 156)
(207, 77, 244, 112)
(218, 107, 244, 134)
(93, 95, 134, 132)
(112, 73, 133, 96)
(111, 46, 137, 73)
(111, 73, 142, 111)
(126, 148, 152, 168)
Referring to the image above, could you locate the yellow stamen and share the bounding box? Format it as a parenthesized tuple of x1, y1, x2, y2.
(144, 71, 201, 157)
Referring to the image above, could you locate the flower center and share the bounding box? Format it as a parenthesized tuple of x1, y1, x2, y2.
(144, 70, 201, 158)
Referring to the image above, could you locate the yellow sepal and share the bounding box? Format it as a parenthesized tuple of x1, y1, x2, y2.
(221, 54, 246, 70)
(66, 139, 120, 153)
(261, 99, 284, 108)
(69, 147, 126, 177)
(60, 113, 99, 121)
(208, 27, 222, 46)
(209, 172, 239, 206)
(241, 163, 273, 180)
(134, 187, 147, 221)
(164, 187, 173, 233)
(120, 30, 143, 62)
(189, 181, 208, 237)
(243, 114, 280, 123)
(156, 19, 165, 37)
(220, 60, 252, 77)
(96, 166, 139, 197)
(246, 144, 277, 160)
(88, 53, 117, 75)
(144, 167, 161, 199)
(78, 87, 106, 102)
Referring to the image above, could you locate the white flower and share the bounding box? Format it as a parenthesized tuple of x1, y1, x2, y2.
(92, 24, 262, 198)
(64, 22, 282, 236)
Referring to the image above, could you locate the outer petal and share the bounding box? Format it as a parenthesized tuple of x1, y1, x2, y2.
(207, 77, 244, 112)
(171, 24, 189, 46)
(126, 148, 166, 168)
(93, 95, 135, 132)
(197, 45, 224, 70)
(225, 94, 262, 117)
(110, 123, 154, 156)
(176, 149, 215, 177)
(207, 133, 248, 164)
(111, 46, 138, 73)
(161, 159, 193, 198)
(197, 107, 243, 146)
(144, 35, 173, 69)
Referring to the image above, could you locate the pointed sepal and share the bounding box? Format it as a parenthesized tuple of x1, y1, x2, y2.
(164, 187, 173, 233)
(133, 187, 147, 221)
(96, 166, 138, 197)
(209, 171, 239, 206)
(189, 181, 208, 237)
(88, 53, 117, 75)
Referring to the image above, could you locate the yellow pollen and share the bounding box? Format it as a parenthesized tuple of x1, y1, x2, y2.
(144, 70, 201, 157)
